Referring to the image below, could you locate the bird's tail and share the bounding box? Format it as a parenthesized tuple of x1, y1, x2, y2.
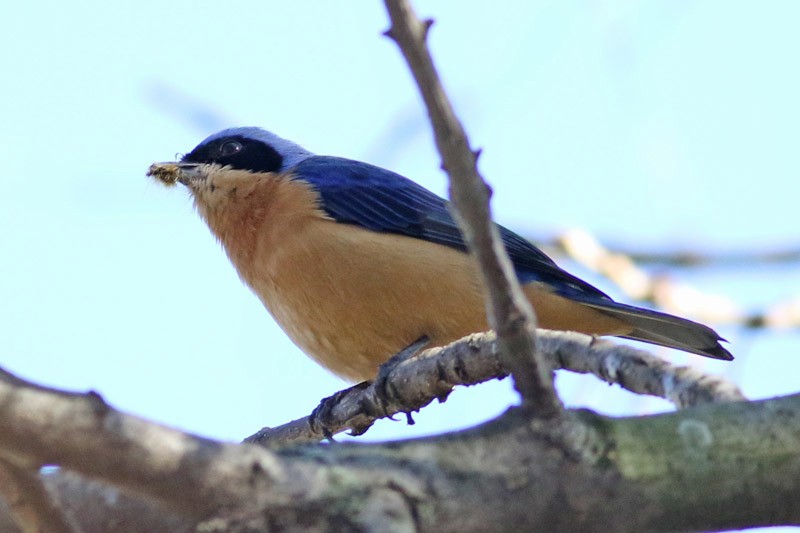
(578, 299, 733, 360)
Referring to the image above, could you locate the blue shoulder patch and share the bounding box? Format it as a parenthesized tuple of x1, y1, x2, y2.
(290, 156, 611, 301)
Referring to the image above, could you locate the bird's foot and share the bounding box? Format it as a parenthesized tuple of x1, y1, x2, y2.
(308, 336, 430, 440)
(309, 381, 371, 440)
(368, 335, 431, 418)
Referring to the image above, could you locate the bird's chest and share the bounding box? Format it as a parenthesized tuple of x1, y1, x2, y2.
(240, 219, 421, 379)
(252, 241, 363, 354)
(224, 214, 487, 381)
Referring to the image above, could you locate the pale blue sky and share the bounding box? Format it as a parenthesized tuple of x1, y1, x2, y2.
(1, 0, 798, 477)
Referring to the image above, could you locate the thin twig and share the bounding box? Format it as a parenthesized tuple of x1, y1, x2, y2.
(245, 330, 746, 447)
(383, 0, 560, 415)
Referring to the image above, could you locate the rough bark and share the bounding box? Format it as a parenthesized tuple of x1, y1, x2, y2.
(0, 388, 799, 532)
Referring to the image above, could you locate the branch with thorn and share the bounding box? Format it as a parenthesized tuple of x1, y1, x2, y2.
(383, 0, 560, 415)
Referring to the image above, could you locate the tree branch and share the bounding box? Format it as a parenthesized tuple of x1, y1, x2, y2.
(0, 459, 75, 533)
(554, 229, 800, 330)
(382, 0, 559, 414)
(246, 330, 745, 446)
(0, 367, 265, 521)
(541, 233, 800, 268)
(0, 364, 793, 532)
(0, 470, 196, 533)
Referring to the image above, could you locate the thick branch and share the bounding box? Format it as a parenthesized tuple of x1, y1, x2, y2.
(0, 368, 271, 521)
(0, 459, 75, 533)
(0, 365, 794, 532)
(0, 471, 196, 533)
(246, 330, 745, 446)
(383, 0, 559, 414)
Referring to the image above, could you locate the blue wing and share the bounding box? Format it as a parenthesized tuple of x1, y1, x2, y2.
(291, 156, 612, 301)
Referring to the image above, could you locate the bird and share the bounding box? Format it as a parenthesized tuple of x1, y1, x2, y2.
(148, 127, 732, 382)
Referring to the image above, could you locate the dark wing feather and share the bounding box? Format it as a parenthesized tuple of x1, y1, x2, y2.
(291, 156, 611, 301)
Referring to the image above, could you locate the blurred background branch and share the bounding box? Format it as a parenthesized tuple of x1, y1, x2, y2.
(539, 233, 800, 269)
(545, 228, 800, 329)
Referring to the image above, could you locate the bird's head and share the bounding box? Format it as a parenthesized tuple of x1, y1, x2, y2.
(148, 127, 322, 252)
(147, 127, 313, 200)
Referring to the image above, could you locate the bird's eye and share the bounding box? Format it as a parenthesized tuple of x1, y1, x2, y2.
(220, 141, 243, 157)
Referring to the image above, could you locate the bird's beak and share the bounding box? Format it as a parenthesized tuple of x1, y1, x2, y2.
(147, 162, 206, 187)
